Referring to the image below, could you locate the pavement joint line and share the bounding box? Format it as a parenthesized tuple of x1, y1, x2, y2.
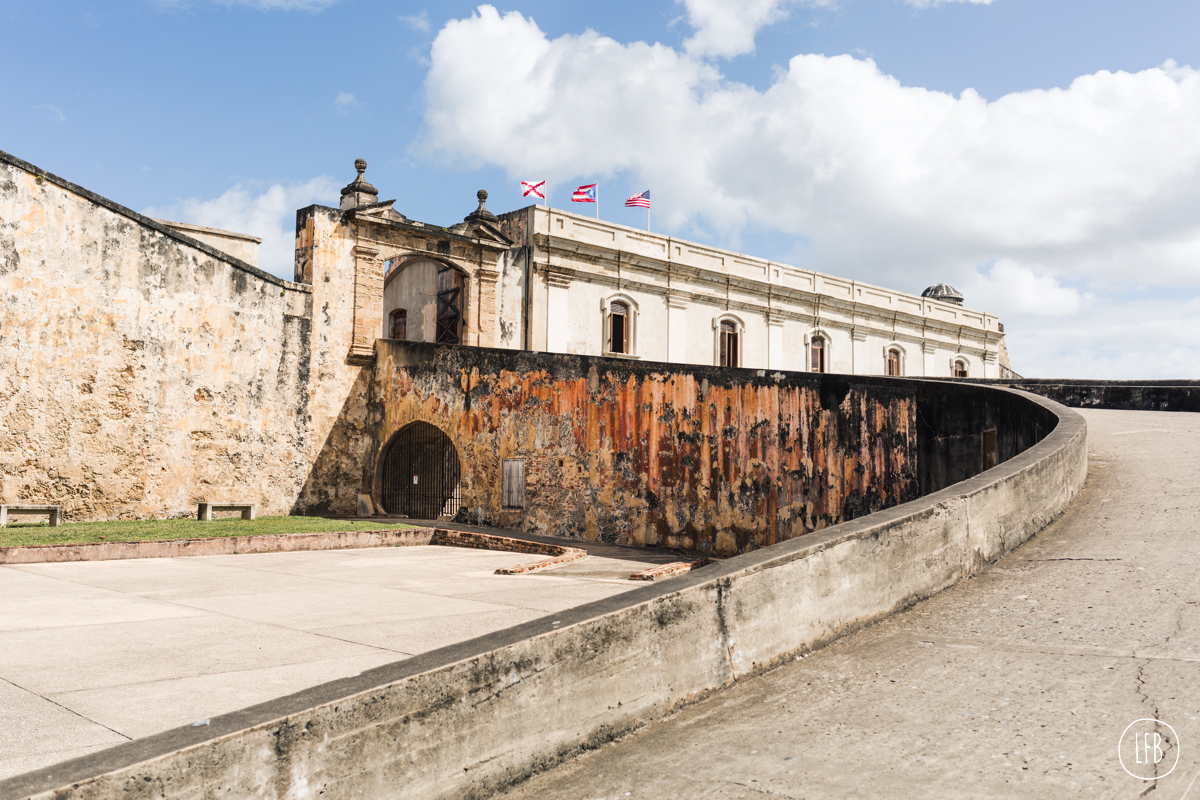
(886, 634, 1200, 663)
(0, 676, 131, 743)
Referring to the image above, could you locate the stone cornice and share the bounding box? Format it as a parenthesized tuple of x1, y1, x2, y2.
(535, 235, 999, 338)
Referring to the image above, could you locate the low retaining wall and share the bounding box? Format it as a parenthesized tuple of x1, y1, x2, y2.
(968, 378, 1200, 412)
(0, 528, 434, 564)
(0, 387, 1086, 800)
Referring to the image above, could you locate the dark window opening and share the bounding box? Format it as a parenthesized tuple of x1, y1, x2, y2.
(982, 428, 998, 471)
(811, 336, 826, 373)
(954, 359, 969, 378)
(719, 320, 739, 368)
(436, 266, 464, 344)
(437, 241, 451, 255)
(502, 459, 526, 509)
(390, 309, 407, 341)
(379, 421, 461, 519)
(609, 301, 629, 354)
(887, 348, 901, 377)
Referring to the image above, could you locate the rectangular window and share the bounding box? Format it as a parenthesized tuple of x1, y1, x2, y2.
(719, 322, 739, 368)
(502, 459, 525, 509)
(609, 304, 628, 354)
(982, 429, 998, 471)
(811, 338, 826, 373)
(390, 309, 407, 341)
(887, 349, 901, 376)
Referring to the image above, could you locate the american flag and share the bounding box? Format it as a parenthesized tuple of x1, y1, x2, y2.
(521, 180, 545, 199)
(572, 184, 597, 203)
(624, 190, 650, 209)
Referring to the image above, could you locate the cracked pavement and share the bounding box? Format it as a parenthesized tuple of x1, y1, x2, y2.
(495, 409, 1200, 799)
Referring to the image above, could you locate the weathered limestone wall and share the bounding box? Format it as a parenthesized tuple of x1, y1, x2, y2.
(0, 151, 364, 520)
(365, 342, 922, 556)
(354, 344, 1056, 557)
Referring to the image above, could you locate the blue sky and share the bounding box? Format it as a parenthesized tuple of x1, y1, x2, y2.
(3, 0, 1199, 378)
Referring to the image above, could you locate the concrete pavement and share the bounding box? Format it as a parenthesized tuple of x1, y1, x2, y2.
(496, 409, 1200, 799)
(0, 540, 670, 781)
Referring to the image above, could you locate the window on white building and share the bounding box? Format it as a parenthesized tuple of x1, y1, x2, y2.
(954, 359, 969, 378)
(719, 320, 740, 368)
(811, 336, 827, 373)
(609, 301, 629, 354)
(887, 348, 902, 376)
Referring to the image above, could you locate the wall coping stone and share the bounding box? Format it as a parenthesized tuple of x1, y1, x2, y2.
(0, 148, 309, 293)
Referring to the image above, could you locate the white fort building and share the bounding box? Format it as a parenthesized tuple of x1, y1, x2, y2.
(366, 167, 1013, 379)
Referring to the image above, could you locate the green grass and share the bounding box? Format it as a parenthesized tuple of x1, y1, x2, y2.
(0, 516, 416, 548)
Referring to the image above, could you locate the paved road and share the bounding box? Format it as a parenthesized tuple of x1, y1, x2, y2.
(0, 538, 670, 781)
(498, 409, 1200, 800)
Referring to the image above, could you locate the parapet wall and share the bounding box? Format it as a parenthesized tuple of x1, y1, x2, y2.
(967, 378, 1200, 413)
(351, 342, 1056, 556)
(0, 150, 363, 519)
(0, 387, 1087, 800)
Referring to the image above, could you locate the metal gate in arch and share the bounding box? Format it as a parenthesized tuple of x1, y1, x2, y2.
(379, 421, 462, 519)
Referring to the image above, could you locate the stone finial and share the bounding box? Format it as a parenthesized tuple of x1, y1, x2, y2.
(465, 188, 498, 223)
(340, 157, 379, 211)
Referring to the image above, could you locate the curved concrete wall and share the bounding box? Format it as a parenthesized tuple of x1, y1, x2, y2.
(0, 389, 1087, 800)
(967, 378, 1200, 412)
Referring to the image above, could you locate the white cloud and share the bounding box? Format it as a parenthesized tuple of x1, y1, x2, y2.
(678, 0, 820, 59)
(35, 104, 65, 122)
(144, 177, 339, 280)
(335, 91, 360, 108)
(400, 10, 431, 33)
(964, 260, 1087, 319)
(676, 0, 992, 58)
(420, 8, 1200, 377)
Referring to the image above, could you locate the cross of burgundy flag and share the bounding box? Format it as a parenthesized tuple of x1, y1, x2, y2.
(571, 184, 597, 203)
(521, 180, 545, 199)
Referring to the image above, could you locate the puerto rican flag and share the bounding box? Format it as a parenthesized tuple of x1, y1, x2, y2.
(521, 180, 545, 199)
(571, 184, 597, 203)
(624, 190, 650, 208)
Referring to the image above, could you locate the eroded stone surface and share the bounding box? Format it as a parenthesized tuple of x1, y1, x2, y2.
(496, 409, 1200, 800)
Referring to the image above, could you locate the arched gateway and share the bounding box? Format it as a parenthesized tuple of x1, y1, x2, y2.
(379, 422, 462, 519)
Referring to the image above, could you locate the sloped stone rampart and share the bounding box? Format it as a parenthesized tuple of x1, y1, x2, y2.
(0, 389, 1086, 800)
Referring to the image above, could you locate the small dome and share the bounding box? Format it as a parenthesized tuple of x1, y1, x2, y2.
(921, 284, 964, 306)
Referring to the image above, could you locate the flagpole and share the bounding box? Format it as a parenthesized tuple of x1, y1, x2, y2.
(646, 205, 650, 232)
(596, 185, 599, 220)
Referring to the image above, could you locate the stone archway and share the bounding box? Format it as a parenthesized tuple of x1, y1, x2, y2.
(379, 421, 462, 519)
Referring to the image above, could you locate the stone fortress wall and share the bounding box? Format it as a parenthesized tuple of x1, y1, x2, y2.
(0, 149, 366, 520)
(358, 342, 1049, 556)
(0, 147, 1060, 538)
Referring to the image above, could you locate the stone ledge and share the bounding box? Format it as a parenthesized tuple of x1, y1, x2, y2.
(627, 559, 710, 581)
(0, 528, 436, 564)
(0, 148, 307, 292)
(429, 530, 588, 574)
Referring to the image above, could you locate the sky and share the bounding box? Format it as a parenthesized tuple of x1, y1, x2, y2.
(2, 0, 1199, 379)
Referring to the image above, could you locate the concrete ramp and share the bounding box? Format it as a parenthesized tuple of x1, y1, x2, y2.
(0, 388, 1087, 800)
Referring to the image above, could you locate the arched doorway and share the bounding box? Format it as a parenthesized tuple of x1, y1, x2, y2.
(379, 422, 462, 519)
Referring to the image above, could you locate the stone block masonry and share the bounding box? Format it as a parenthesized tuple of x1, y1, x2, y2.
(357, 342, 1053, 557)
(0, 150, 365, 520)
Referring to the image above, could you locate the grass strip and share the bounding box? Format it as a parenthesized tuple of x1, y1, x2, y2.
(0, 516, 415, 548)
